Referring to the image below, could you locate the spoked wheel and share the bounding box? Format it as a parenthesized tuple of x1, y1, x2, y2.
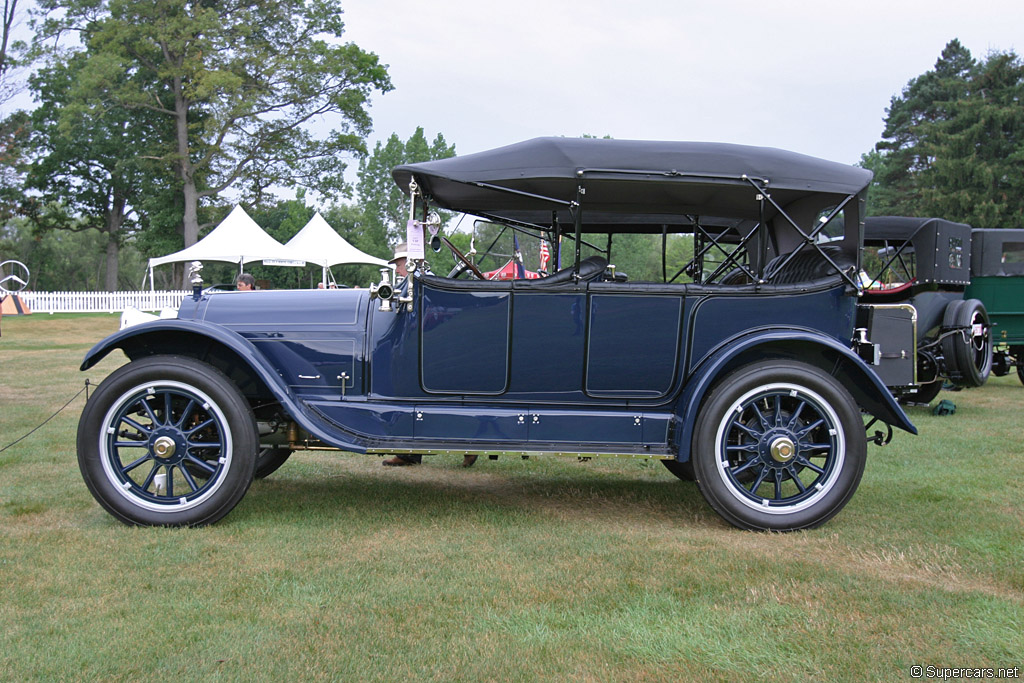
(255, 446, 292, 479)
(691, 360, 866, 531)
(77, 355, 257, 527)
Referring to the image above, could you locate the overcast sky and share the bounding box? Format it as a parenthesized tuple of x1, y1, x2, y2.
(340, 0, 1023, 167)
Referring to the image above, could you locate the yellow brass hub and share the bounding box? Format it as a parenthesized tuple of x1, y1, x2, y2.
(769, 437, 795, 463)
(153, 436, 176, 458)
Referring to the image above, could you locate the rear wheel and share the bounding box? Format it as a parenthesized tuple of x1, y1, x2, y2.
(255, 446, 292, 479)
(77, 355, 257, 527)
(691, 360, 866, 531)
(1011, 346, 1024, 386)
(661, 458, 694, 481)
(991, 351, 1011, 377)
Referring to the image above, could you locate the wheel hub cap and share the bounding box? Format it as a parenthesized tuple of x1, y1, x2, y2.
(153, 436, 176, 458)
(769, 436, 796, 463)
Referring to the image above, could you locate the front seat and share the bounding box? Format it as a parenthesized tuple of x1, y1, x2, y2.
(531, 256, 609, 286)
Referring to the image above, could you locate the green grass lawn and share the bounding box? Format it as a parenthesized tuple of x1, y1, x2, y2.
(0, 313, 1021, 681)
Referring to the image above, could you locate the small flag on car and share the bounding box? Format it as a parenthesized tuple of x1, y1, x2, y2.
(513, 234, 526, 279)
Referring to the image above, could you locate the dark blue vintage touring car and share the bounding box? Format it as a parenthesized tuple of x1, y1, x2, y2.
(77, 138, 916, 531)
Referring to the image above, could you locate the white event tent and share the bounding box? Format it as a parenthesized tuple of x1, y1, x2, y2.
(285, 212, 390, 286)
(146, 205, 306, 289)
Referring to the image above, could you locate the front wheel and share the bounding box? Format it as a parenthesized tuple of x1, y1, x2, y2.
(691, 360, 867, 531)
(77, 355, 257, 527)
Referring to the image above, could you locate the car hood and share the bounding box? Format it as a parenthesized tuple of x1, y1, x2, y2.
(181, 288, 370, 328)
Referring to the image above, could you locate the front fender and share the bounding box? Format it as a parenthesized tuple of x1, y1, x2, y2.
(672, 329, 916, 461)
(80, 319, 368, 453)
(82, 319, 259, 372)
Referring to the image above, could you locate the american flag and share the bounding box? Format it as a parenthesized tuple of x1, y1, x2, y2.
(539, 240, 550, 273)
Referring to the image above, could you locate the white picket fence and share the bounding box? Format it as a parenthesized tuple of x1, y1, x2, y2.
(18, 290, 191, 314)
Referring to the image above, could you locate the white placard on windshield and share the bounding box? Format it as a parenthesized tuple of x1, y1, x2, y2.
(406, 220, 426, 260)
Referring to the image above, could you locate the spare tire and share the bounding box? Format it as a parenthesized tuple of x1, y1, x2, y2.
(939, 300, 965, 380)
(941, 299, 992, 388)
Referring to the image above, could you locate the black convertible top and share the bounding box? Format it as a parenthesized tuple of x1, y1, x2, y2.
(864, 216, 975, 286)
(393, 137, 872, 229)
(864, 216, 973, 243)
(971, 228, 1024, 277)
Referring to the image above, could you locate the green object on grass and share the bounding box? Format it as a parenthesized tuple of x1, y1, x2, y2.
(932, 399, 957, 416)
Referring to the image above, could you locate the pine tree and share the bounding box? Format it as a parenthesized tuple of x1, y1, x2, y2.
(869, 39, 1024, 228)
(872, 39, 975, 217)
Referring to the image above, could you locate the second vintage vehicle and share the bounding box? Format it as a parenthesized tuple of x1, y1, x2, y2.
(77, 137, 916, 531)
(965, 228, 1024, 385)
(859, 216, 994, 403)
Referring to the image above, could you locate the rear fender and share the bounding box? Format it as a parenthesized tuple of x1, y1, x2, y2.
(672, 329, 916, 461)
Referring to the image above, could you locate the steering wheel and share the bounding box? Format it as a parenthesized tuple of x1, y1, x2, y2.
(440, 236, 486, 280)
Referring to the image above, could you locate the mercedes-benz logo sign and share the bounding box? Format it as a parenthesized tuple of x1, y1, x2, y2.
(0, 260, 30, 294)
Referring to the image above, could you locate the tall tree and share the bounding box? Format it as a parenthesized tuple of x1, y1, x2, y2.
(921, 51, 1024, 227)
(871, 39, 975, 217)
(34, 0, 392, 283)
(0, 0, 27, 221)
(0, 0, 22, 104)
(869, 39, 1024, 227)
(25, 52, 165, 290)
(356, 127, 456, 248)
(0, 107, 26, 220)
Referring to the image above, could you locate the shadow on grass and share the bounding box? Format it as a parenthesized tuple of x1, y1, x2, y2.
(236, 460, 717, 531)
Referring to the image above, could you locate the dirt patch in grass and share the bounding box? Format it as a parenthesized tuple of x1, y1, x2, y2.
(678, 526, 1023, 603)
